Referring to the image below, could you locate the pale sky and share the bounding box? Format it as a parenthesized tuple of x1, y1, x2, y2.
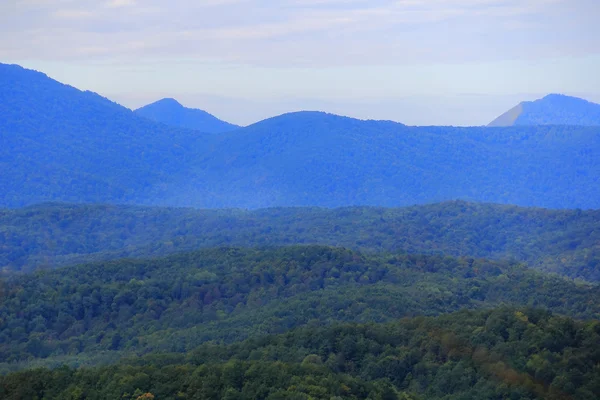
(2, 0, 600, 126)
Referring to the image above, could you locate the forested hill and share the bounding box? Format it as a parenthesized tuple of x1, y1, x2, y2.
(3, 63, 600, 209)
(2, 201, 599, 281)
(489, 94, 600, 127)
(2, 308, 599, 399)
(0, 246, 598, 371)
(134, 98, 240, 133)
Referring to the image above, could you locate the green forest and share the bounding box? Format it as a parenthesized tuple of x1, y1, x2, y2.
(2, 201, 600, 281)
(2, 308, 599, 399)
(1, 201, 600, 399)
(1, 246, 599, 369)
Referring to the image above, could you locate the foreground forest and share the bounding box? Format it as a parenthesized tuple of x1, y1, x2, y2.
(1, 307, 599, 399)
(2, 203, 600, 400)
(1, 246, 598, 371)
(2, 201, 600, 281)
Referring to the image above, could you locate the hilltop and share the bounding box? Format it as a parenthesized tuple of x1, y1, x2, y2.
(167, 111, 600, 209)
(0, 63, 214, 207)
(134, 98, 240, 133)
(489, 94, 600, 126)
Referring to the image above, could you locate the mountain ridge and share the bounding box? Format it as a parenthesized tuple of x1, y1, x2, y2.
(489, 93, 600, 126)
(134, 97, 240, 133)
(0, 62, 213, 207)
(2, 63, 600, 210)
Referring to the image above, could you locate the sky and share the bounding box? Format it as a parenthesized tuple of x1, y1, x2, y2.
(2, 0, 600, 126)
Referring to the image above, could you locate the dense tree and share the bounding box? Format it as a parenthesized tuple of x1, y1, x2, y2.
(0, 246, 598, 370)
(1, 308, 598, 399)
(1, 201, 600, 281)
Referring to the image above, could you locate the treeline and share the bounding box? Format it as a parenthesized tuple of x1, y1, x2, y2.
(1, 307, 599, 399)
(1, 201, 600, 281)
(1, 246, 598, 368)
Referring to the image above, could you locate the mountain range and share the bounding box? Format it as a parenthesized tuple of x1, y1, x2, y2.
(488, 94, 600, 126)
(1, 63, 600, 209)
(2, 61, 600, 399)
(134, 98, 240, 133)
(0, 63, 213, 207)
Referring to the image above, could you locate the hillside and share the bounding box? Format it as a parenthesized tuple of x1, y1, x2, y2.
(134, 98, 240, 133)
(2, 307, 599, 399)
(489, 94, 600, 126)
(2, 63, 600, 209)
(1, 201, 600, 281)
(0, 63, 214, 207)
(162, 111, 600, 210)
(0, 246, 598, 370)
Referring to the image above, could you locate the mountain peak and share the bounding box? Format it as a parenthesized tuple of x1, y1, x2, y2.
(247, 110, 405, 130)
(135, 98, 240, 133)
(153, 98, 183, 107)
(538, 93, 596, 106)
(488, 94, 600, 127)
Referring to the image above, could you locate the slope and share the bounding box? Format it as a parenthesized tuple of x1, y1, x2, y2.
(0, 63, 214, 207)
(134, 98, 240, 133)
(0, 246, 598, 369)
(160, 111, 600, 209)
(1, 201, 600, 281)
(2, 307, 600, 399)
(489, 94, 600, 126)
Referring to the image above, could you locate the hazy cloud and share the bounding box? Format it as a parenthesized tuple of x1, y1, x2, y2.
(106, 0, 137, 8)
(2, 0, 598, 65)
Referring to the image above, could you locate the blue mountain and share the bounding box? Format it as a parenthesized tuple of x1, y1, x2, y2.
(489, 94, 600, 126)
(162, 111, 600, 209)
(0, 63, 211, 207)
(134, 98, 239, 133)
(2, 63, 600, 209)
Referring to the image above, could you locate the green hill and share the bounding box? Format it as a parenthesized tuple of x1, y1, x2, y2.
(1, 246, 598, 370)
(1, 307, 599, 399)
(2, 201, 600, 281)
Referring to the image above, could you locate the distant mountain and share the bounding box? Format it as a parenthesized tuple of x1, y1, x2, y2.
(0, 63, 213, 207)
(489, 94, 600, 126)
(2, 63, 600, 209)
(162, 111, 600, 209)
(134, 98, 240, 133)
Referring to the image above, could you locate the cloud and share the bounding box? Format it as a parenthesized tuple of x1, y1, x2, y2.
(51, 9, 94, 19)
(106, 0, 136, 7)
(1, 0, 598, 66)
